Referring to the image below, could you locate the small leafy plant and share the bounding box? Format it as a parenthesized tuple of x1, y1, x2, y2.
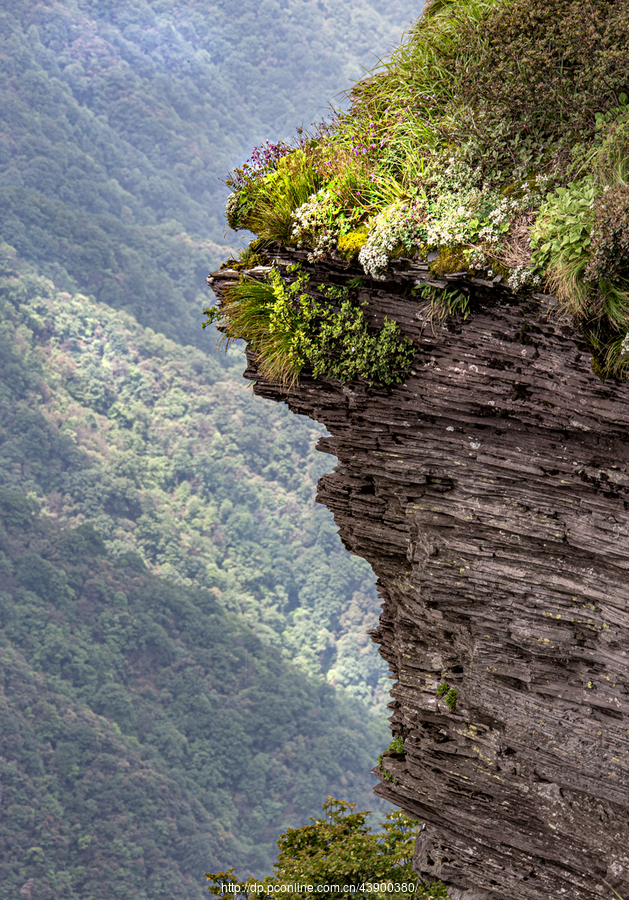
(530, 177, 596, 314)
(205, 269, 416, 388)
(436, 681, 458, 711)
(377, 736, 406, 782)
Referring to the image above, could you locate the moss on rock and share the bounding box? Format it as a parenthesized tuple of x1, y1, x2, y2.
(338, 227, 369, 262)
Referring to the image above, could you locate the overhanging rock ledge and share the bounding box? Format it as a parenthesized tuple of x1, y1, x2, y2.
(209, 253, 629, 900)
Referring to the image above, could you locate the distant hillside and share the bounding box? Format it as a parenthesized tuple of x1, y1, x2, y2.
(0, 499, 387, 897)
(0, 0, 425, 889)
(0, 250, 390, 894)
(0, 247, 389, 708)
(0, 0, 422, 346)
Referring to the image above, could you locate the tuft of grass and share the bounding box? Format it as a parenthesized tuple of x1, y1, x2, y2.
(245, 149, 323, 243)
(417, 284, 470, 327)
(214, 276, 304, 388)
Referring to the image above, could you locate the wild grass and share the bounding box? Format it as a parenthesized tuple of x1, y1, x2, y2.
(347, 0, 501, 142)
(218, 277, 303, 387)
(245, 149, 322, 243)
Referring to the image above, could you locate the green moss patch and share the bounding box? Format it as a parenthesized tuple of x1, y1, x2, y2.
(338, 226, 369, 261)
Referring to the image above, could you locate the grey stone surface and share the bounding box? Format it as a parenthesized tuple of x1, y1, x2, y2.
(210, 253, 629, 900)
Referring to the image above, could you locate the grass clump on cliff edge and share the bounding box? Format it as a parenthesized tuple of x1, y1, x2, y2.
(221, 0, 629, 379)
(205, 267, 415, 388)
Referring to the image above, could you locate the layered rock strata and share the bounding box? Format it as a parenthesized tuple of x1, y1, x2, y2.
(209, 253, 629, 900)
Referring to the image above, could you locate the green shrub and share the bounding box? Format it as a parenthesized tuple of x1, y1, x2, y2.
(302, 286, 416, 386)
(206, 269, 415, 387)
(530, 177, 596, 316)
(206, 797, 447, 899)
(454, 0, 629, 176)
(530, 174, 629, 377)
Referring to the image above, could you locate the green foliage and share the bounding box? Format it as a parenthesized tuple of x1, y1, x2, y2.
(586, 184, 629, 286)
(302, 288, 416, 387)
(454, 0, 629, 172)
(530, 173, 629, 375)
(240, 151, 324, 243)
(206, 797, 447, 899)
(385, 737, 405, 755)
(436, 682, 457, 711)
(223, 0, 629, 376)
(530, 178, 596, 301)
(211, 269, 415, 387)
(529, 177, 597, 328)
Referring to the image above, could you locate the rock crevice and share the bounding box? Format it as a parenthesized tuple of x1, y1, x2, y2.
(209, 255, 629, 900)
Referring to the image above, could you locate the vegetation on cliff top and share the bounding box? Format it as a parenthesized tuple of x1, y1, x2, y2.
(217, 0, 629, 381)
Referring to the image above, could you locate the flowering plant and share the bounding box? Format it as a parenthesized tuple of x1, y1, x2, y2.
(291, 190, 338, 261)
(359, 202, 427, 279)
(225, 139, 294, 190)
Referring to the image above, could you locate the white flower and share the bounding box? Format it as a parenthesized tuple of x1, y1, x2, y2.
(358, 201, 426, 279)
(507, 265, 541, 292)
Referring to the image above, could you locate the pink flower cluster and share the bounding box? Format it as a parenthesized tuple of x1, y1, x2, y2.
(226, 139, 292, 189)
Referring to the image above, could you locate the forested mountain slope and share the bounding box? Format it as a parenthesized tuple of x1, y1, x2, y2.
(0, 248, 388, 706)
(0, 501, 385, 899)
(0, 0, 424, 890)
(0, 0, 420, 347)
(0, 250, 390, 895)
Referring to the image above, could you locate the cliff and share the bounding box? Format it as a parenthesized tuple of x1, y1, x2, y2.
(209, 254, 629, 900)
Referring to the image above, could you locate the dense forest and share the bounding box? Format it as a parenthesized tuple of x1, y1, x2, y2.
(0, 0, 419, 347)
(0, 0, 423, 895)
(0, 223, 393, 897)
(0, 486, 385, 897)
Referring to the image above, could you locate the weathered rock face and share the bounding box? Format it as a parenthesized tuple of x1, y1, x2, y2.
(209, 253, 629, 900)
